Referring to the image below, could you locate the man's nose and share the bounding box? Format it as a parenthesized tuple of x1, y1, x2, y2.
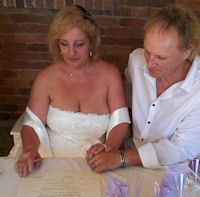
(147, 55, 156, 68)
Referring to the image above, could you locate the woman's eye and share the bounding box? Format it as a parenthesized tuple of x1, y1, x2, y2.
(60, 41, 68, 46)
(74, 42, 85, 47)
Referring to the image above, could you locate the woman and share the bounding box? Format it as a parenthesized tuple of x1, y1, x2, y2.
(15, 5, 130, 177)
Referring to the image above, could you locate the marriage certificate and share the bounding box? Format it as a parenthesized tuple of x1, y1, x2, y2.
(16, 170, 101, 197)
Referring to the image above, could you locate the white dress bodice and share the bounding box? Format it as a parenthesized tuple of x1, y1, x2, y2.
(46, 105, 109, 157)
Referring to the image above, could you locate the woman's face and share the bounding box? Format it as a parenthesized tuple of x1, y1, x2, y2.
(59, 27, 91, 68)
(143, 23, 190, 80)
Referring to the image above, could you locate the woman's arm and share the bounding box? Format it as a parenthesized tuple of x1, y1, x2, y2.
(16, 67, 50, 177)
(86, 63, 130, 159)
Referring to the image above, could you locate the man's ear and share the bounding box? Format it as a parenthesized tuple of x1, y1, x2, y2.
(183, 46, 193, 60)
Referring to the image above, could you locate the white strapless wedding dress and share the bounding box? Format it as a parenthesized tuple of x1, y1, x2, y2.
(9, 105, 130, 158)
(47, 105, 109, 157)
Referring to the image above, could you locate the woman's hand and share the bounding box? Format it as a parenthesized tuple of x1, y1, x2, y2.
(15, 151, 42, 177)
(87, 150, 121, 173)
(86, 143, 112, 160)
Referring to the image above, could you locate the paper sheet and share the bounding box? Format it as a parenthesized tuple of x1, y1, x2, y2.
(16, 170, 101, 197)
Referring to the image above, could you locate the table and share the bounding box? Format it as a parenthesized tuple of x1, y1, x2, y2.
(0, 157, 165, 197)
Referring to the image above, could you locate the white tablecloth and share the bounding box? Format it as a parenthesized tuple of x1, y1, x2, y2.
(0, 157, 166, 197)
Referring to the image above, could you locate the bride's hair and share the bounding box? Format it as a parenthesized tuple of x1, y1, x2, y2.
(48, 5, 100, 62)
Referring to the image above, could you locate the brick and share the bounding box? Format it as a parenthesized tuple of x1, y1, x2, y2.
(28, 61, 50, 69)
(7, 95, 28, 104)
(38, 34, 48, 42)
(176, 0, 200, 9)
(113, 0, 126, 6)
(0, 14, 9, 22)
(127, 0, 147, 6)
(0, 0, 3, 7)
(11, 14, 37, 23)
(18, 70, 38, 79)
(17, 104, 27, 113)
(2, 70, 18, 78)
(120, 18, 146, 27)
(35, 0, 44, 8)
(0, 87, 17, 95)
(25, 0, 36, 8)
(5, 79, 29, 87)
(118, 38, 143, 47)
(105, 27, 132, 37)
(101, 36, 119, 45)
(0, 104, 17, 111)
(1, 42, 27, 51)
(134, 8, 149, 17)
(55, 0, 65, 9)
(0, 79, 4, 86)
(194, 10, 200, 18)
(16, 0, 25, 8)
(114, 7, 132, 16)
(0, 33, 13, 41)
(96, 17, 118, 26)
(18, 87, 31, 95)
(65, 0, 73, 6)
(13, 34, 43, 42)
(9, 112, 22, 120)
(37, 15, 54, 24)
(149, 0, 166, 7)
(6, 0, 15, 7)
(0, 52, 16, 60)
(106, 45, 132, 55)
(132, 28, 145, 38)
(46, 0, 54, 9)
(0, 96, 7, 103)
(117, 55, 129, 68)
(15, 53, 43, 61)
(74, 0, 84, 6)
(85, 0, 93, 10)
(23, 24, 49, 33)
(94, 0, 103, 10)
(27, 43, 48, 52)
(0, 113, 9, 120)
(104, 0, 113, 10)
(2, 61, 28, 69)
(0, 24, 23, 33)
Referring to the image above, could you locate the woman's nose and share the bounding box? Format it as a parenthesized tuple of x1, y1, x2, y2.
(69, 46, 76, 56)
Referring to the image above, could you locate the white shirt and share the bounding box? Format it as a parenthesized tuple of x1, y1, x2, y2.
(126, 48, 200, 168)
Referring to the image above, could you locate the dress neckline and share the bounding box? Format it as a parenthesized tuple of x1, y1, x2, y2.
(49, 105, 109, 116)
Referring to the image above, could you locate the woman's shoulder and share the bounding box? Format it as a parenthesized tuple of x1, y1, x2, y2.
(34, 63, 59, 83)
(94, 59, 120, 76)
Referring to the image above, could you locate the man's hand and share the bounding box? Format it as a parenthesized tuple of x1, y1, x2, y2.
(87, 151, 121, 173)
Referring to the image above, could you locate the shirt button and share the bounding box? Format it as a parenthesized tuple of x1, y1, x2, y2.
(148, 121, 151, 124)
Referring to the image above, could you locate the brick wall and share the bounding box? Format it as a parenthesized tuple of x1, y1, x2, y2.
(0, 0, 200, 121)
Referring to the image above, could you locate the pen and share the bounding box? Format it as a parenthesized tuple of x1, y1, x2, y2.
(17, 158, 42, 166)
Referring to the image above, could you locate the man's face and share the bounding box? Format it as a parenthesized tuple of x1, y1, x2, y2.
(143, 23, 189, 80)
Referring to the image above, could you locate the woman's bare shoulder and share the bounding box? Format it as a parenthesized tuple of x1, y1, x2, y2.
(34, 63, 59, 84)
(95, 59, 121, 76)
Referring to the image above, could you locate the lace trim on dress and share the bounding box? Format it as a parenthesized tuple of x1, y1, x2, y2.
(49, 105, 110, 117)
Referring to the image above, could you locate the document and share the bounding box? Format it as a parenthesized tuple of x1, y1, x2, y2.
(16, 170, 101, 197)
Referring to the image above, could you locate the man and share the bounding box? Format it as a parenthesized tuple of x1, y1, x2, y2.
(87, 4, 200, 172)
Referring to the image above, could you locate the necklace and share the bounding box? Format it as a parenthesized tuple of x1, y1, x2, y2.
(63, 62, 91, 84)
(68, 73, 80, 84)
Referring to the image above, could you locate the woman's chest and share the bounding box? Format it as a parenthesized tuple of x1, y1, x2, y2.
(49, 76, 109, 112)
